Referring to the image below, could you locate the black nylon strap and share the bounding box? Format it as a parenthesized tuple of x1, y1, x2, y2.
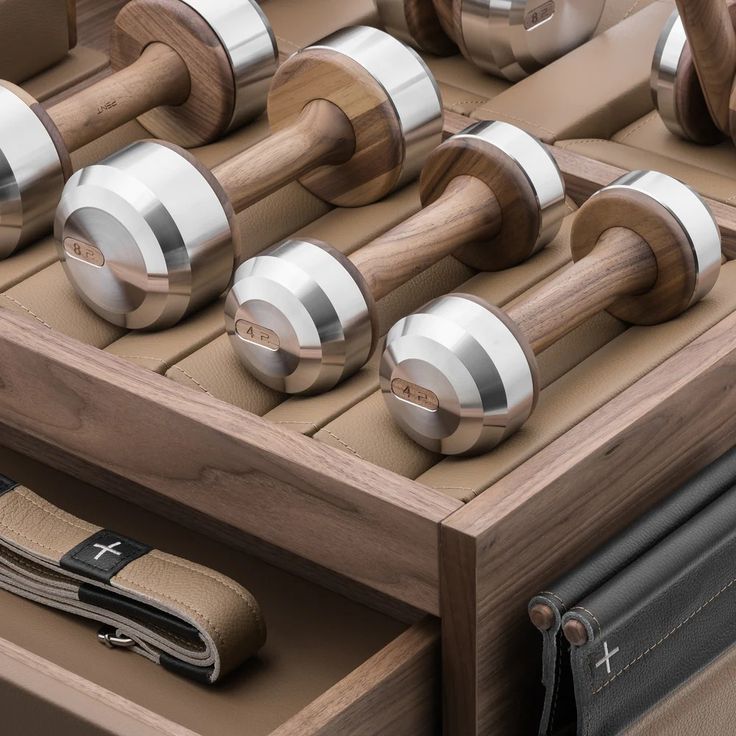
(0, 475, 18, 497)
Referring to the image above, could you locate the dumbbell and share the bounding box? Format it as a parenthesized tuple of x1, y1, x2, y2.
(225, 120, 567, 395)
(55, 26, 444, 331)
(376, 0, 606, 80)
(652, 0, 736, 144)
(381, 171, 722, 456)
(0, 0, 278, 258)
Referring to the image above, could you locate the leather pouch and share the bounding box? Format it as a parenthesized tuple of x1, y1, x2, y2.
(529, 447, 736, 735)
(0, 0, 75, 83)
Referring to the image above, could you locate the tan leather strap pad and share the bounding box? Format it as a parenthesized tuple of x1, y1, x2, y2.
(0, 481, 266, 683)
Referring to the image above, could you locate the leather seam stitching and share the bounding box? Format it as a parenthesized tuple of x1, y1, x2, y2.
(471, 109, 556, 138)
(0, 294, 52, 329)
(167, 366, 213, 396)
(14, 488, 94, 535)
(591, 576, 736, 695)
(318, 429, 365, 460)
(614, 111, 656, 143)
(570, 605, 602, 637)
(541, 590, 567, 610)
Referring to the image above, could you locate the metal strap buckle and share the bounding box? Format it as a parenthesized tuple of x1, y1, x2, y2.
(97, 625, 135, 649)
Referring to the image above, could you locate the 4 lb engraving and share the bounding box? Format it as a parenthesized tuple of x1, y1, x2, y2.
(524, 0, 555, 30)
(236, 320, 281, 351)
(391, 378, 439, 412)
(64, 238, 106, 268)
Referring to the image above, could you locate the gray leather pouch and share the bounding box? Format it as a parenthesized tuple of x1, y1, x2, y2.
(529, 447, 736, 736)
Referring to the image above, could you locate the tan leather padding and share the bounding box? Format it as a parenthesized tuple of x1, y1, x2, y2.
(0, 486, 98, 564)
(25, 46, 109, 103)
(471, 1, 675, 142)
(0, 0, 74, 84)
(0, 447, 406, 736)
(595, 0, 661, 33)
(624, 642, 736, 735)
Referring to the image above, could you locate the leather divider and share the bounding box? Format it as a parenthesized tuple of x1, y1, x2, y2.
(470, 1, 675, 142)
(0, 0, 75, 84)
(312, 262, 736, 501)
(0, 484, 266, 683)
(556, 138, 736, 205)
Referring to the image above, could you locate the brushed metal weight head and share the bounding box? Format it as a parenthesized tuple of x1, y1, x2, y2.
(0, 0, 277, 260)
(55, 26, 443, 331)
(224, 121, 566, 396)
(380, 171, 722, 457)
(651, 10, 724, 144)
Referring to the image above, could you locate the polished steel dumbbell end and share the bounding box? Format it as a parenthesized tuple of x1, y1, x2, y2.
(225, 239, 377, 395)
(115, 0, 278, 144)
(458, 0, 605, 80)
(269, 26, 444, 205)
(381, 294, 538, 455)
(650, 11, 724, 144)
(572, 170, 721, 324)
(425, 120, 566, 269)
(55, 141, 235, 330)
(0, 84, 68, 258)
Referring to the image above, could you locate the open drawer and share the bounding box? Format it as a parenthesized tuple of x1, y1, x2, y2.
(0, 448, 439, 736)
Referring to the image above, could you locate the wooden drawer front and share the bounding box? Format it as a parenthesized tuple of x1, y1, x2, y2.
(0, 451, 440, 736)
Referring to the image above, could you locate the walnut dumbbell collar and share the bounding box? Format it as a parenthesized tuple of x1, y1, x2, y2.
(55, 26, 444, 331)
(0, 0, 277, 258)
(225, 121, 566, 395)
(381, 171, 722, 456)
(376, 0, 605, 80)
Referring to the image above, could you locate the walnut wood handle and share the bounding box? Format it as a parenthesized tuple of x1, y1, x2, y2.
(431, 0, 457, 41)
(349, 176, 500, 301)
(675, 0, 736, 132)
(507, 227, 658, 354)
(47, 42, 190, 153)
(211, 100, 355, 213)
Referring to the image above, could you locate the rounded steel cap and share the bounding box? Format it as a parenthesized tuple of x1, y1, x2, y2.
(381, 294, 538, 456)
(179, 0, 278, 132)
(55, 141, 234, 330)
(0, 84, 66, 258)
(312, 26, 443, 191)
(225, 239, 377, 395)
(459, 0, 606, 80)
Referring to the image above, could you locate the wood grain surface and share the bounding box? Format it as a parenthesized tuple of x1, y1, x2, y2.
(48, 42, 190, 152)
(507, 227, 658, 353)
(0, 309, 460, 615)
(441, 307, 736, 734)
(402, 0, 457, 55)
(213, 100, 355, 213)
(350, 175, 501, 300)
(675, 0, 736, 133)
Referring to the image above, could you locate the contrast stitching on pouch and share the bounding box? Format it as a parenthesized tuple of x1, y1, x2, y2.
(592, 576, 736, 695)
(167, 366, 213, 396)
(318, 429, 365, 460)
(570, 605, 602, 637)
(0, 294, 52, 329)
(541, 590, 567, 610)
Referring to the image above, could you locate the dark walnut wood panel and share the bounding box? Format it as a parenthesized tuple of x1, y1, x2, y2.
(0, 309, 460, 615)
(441, 308, 736, 735)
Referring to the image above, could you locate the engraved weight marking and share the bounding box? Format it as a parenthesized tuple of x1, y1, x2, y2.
(391, 378, 439, 412)
(96, 100, 118, 115)
(64, 238, 106, 268)
(595, 641, 620, 675)
(236, 320, 281, 351)
(524, 0, 555, 30)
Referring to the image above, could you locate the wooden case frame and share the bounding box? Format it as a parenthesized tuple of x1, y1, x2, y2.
(1, 111, 736, 734)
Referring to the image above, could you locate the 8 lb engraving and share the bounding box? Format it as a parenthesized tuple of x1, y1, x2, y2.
(64, 238, 105, 268)
(524, 0, 555, 29)
(236, 320, 281, 351)
(391, 378, 439, 412)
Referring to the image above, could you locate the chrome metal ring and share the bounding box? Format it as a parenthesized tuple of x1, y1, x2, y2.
(459, 0, 605, 80)
(651, 11, 688, 139)
(179, 0, 278, 132)
(0, 85, 65, 258)
(381, 294, 537, 456)
(312, 26, 444, 188)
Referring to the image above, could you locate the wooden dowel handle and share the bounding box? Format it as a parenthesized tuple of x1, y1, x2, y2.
(48, 42, 190, 153)
(350, 176, 500, 301)
(212, 100, 355, 214)
(431, 0, 457, 41)
(507, 227, 658, 354)
(675, 0, 736, 132)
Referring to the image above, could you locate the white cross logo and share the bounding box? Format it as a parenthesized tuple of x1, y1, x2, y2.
(595, 641, 620, 675)
(92, 541, 122, 561)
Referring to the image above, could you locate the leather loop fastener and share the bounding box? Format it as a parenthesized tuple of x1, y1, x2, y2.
(0, 481, 266, 683)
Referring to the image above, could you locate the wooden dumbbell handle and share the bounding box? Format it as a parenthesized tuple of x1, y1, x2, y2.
(211, 100, 355, 213)
(431, 0, 457, 41)
(349, 176, 500, 301)
(506, 227, 658, 354)
(48, 43, 190, 153)
(675, 0, 736, 133)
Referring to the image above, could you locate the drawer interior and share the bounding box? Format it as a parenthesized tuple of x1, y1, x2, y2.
(0, 446, 437, 736)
